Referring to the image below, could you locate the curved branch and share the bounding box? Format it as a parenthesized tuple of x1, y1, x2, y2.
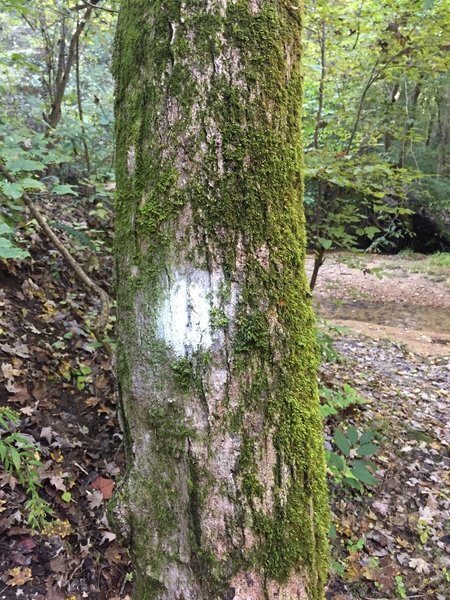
(0, 163, 110, 335)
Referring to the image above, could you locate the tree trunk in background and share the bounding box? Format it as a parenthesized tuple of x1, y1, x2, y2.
(112, 0, 329, 598)
(437, 83, 450, 176)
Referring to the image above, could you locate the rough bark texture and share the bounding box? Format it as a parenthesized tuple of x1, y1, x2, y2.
(112, 0, 329, 598)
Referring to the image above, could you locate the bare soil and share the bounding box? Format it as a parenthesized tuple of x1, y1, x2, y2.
(308, 253, 450, 356)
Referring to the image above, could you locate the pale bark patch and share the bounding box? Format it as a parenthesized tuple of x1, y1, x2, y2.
(127, 145, 136, 175)
(228, 570, 307, 599)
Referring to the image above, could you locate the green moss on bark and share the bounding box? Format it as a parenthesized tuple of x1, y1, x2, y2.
(113, 0, 329, 597)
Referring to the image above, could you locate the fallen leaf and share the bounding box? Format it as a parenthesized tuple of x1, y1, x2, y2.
(100, 530, 117, 545)
(7, 566, 33, 586)
(91, 476, 114, 499)
(1, 362, 21, 379)
(42, 519, 72, 538)
(86, 489, 103, 509)
(85, 396, 101, 407)
(409, 557, 430, 574)
(40, 427, 54, 444)
(50, 475, 67, 492)
(1, 343, 30, 358)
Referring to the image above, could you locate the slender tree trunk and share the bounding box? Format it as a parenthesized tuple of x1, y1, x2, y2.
(437, 83, 450, 176)
(45, 7, 93, 131)
(399, 82, 421, 169)
(75, 29, 91, 175)
(313, 21, 326, 150)
(112, 1, 329, 599)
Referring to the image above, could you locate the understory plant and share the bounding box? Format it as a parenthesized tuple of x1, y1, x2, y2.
(0, 407, 53, 529)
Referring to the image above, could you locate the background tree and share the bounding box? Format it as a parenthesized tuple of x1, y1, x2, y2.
(111, 0, 329, 598)
(303, 0, 450, 286)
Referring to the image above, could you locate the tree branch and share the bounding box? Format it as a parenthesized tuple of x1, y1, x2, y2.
(0, 163, 110, 335)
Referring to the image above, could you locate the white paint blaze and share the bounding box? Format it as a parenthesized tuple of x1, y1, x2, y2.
(157, 268, 222, 355)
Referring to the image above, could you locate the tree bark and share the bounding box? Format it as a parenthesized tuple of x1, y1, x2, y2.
(112, 1, 329, 599)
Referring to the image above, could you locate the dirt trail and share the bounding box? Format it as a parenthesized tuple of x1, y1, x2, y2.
(307, 253, 450, 356)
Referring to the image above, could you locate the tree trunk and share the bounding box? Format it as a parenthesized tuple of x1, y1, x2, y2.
(112, 1, 329, 599)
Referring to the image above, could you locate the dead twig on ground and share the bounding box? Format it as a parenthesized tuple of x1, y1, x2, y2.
(0, 162, 110, 337)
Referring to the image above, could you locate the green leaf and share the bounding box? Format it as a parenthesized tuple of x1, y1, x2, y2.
(333, 430, 351, 456)
(1, 181, 23, 199)
(356, 442, 378, 457)
(0, 223, 13, 235)
(343, 476, 363, 491)
(318, 237, 332, 250)
(346, 426, 359, 446)
(9, 446, 21, 472)
(61, 491, 72, 503)
(52, 184, 79, 196)
(364, 226, 381, 240)
(7, 159, 45, 173)
(0, 237, 29, 259)
(19, 177, 44, 191)
(359, 430, 374, 445)
(351, 461, 377, 486)
(327, 450, 346, 470)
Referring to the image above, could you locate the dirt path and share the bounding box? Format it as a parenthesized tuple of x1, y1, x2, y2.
(307, 253, 450, 356)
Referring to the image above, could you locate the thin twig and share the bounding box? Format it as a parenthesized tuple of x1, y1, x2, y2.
(0, 162, 110, 335)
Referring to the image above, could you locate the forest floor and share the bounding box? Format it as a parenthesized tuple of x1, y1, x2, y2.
(308, 253, 450, 600)
(0, 205, 449, 600)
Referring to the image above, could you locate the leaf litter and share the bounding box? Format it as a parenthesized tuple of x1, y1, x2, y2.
(323, 332, 450, 599)
(0, 195, 130, 599)
(0, 195, 449, 598)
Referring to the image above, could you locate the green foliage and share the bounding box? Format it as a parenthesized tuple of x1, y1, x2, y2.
(0, 1, 116, 263)
(72, 362, 93, 391)
(316, 320, 350, 363)
(327, 426, 378, 493)
(303, 0, 450, 275)
(427, 251, 450, 268)
(395, 574, 408, 598)
(0, 407, 53, 529)
(0, 220, 29, 259)
(319, 384, 366, 419)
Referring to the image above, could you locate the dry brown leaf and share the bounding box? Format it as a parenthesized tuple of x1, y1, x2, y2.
(91, 476, 114, 499)
(7, 566, 33, 586)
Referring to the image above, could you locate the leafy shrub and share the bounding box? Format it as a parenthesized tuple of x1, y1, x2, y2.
(0, 221, 29, 260)
(0, 407, 52, 529)
(319, 383, 366, 418)
(316, 321, 344, 363)
(327, 426, 378, 493)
